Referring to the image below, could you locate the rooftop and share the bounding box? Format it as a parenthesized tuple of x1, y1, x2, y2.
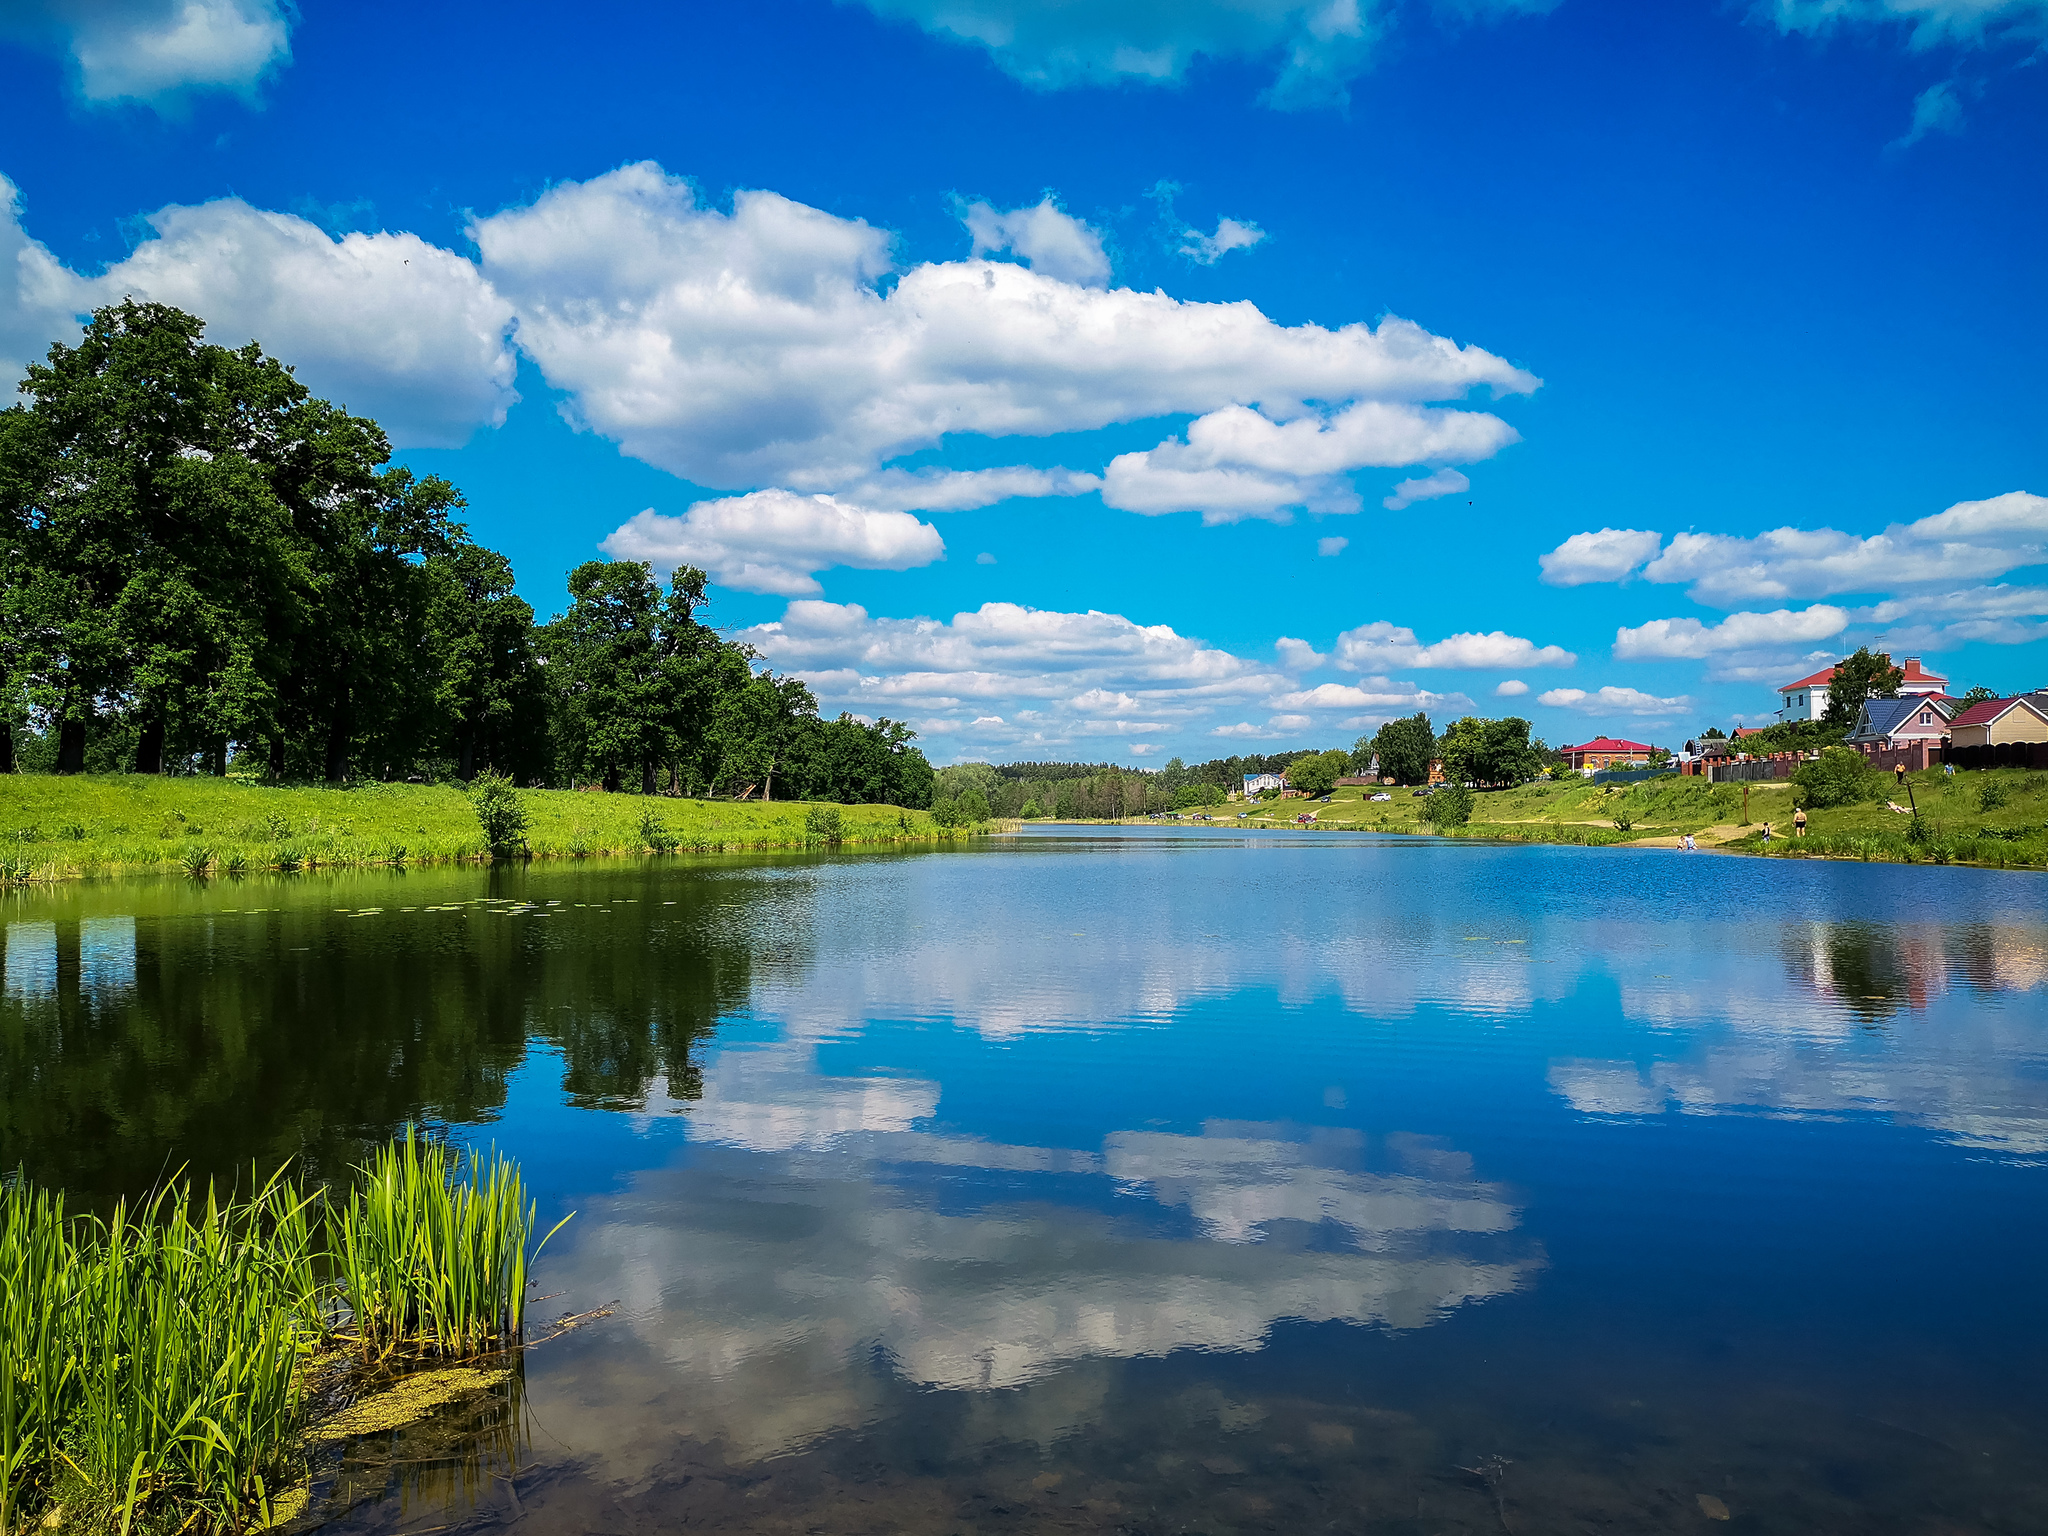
(1564, 737, 1655, 753)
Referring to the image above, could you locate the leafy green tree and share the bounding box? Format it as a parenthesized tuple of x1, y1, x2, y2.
(1372, 713, 1437, 785)
(1959, 686, 1997, 707)
(1287, 748, 1350, 797)
(419, 535, 550, 781)
(1439, 716, 1542, 786)
(544, 560, 683, 792)
(1792, 746, 1883, 808)
(1821, 648, 1905, 730)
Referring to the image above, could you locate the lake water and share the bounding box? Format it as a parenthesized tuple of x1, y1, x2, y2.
(5, 828, 2048, 1534)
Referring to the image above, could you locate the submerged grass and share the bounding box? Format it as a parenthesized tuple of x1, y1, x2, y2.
(0, 1133, 566, 1535)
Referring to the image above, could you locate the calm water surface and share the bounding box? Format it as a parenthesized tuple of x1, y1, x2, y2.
(5, 829, 2048, 1534)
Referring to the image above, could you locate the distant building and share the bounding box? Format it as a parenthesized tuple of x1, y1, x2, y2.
(1561, 737, 1656, 772)
(1777, 654, 1948, 722)
(1847, 696, 1954, 750)
(1947, 695, 2048, 749)
(1243, 772, 1287, 795)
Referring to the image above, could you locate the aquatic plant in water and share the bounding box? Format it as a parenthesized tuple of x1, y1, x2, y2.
(0, 1134, 568, 1534)
(335, 1128, 570, 1361)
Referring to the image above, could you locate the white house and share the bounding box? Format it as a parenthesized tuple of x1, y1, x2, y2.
(1242, 772, 1287, 795)
(1777, 654, 1948, 722)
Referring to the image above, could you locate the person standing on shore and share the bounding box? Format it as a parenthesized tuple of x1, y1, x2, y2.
(1761, 820, 1772, 846)
(1794, 805, 1807, 838)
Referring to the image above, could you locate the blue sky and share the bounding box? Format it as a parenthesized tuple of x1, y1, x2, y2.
(2, 0, 2043, 763)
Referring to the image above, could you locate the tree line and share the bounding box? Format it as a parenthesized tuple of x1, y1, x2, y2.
(0, 302, 934, 807)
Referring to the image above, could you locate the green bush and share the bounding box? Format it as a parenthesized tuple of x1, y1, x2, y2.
(635, 805, 676, 853)
(467, 771, 530, 854)
(1791, 747, 1881, 809)
(1425, 779, 1475, 829)
(1979, 777, 2011, 811)
(931, 789, 989, 829)
(804, 803, 843, 840)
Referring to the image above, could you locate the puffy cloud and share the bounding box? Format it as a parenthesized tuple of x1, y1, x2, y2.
(1612, 604, 1850, 660)
(1537, 527, 1663, 586)
(470, 162, 1536, 492)
(1104, 402, 1518, 523)
(736, 598, 1289, 749)
(93, 199, 517, 447)
(0, 178, 81, 388)
(1317, 536, 1349, 557)
(1180, 216, 1267, 264)
(1274, 637, 1327, 671)
(840, 464, 1101, 512)
(1, 182, 517, 446)
(1, 0, 291, 106)
(1332, 621, 1575, 671)
(1544, 491, 2048, 605)
(601, 491, 945, 597)
(1382, 466, 1468, 511)
(855, 0, 1383, 108)
(975, 550, 997, 564)
(1269, 678, 1468, 713)
(1494, 679, 1529, 696)
(964, 197, 1111, 286)
(1756, 0, 2048, 48)
(1537, 685, 1692, 716)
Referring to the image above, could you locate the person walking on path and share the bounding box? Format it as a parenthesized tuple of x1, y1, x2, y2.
(1896, 763, 1907, 789)
(1794, 805, 1807, 838)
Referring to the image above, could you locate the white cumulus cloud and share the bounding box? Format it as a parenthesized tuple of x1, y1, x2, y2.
(1494, 679, 1529, 696)
(964, 197, 1112, 286)
(1382, 467, 1468, 511)
(0, 181, 517, 446)
(469, 162, 1537, 494)
(1317, 536, 1349, 557)
(1612, 605, 1850, 660)
(1541, 491, 2048, 605)
(1275, 637, 1327, 671)
(2, 0, 292, 106)
(1104, 402, 1518, 523)
(1537, 527, 1663, 586)
(602, 492, 945, 598)
(1180, 216, 1267, 264)
(1333, 621, 1576, 671)
(1538, 685, 1692, 716)
(736, 598, 1291, 750)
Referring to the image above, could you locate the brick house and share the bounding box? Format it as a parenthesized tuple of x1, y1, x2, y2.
(1561, 736, 1656, 772)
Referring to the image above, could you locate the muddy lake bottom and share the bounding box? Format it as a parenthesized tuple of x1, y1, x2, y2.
(6, 827, 2047, 1533)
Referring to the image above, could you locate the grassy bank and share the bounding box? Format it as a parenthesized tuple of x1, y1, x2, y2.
(1, 1131, 559, 1535)
(0, 774, 950, 884)
(1059, 767, 2048, 869)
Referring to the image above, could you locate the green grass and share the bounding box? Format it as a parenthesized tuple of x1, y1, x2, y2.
(0, 773, 954, 885)
(1166, 767, 2048, 869)
(0, 1134, 566, 1534)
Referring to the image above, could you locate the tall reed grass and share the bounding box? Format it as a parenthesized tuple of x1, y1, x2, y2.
(0, 1134, 566, 1535)
(335, 1129, 569, 1360)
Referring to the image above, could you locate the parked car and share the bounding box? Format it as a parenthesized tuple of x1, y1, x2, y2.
(1367, 792, 1392, 802)
(1412, 787, 1434, 797)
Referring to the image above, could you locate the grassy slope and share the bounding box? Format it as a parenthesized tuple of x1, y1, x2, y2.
(1156, 767, 2048, 868)
(0, 773, 946, 881)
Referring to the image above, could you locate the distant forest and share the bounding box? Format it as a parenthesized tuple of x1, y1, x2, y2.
(0, 303, 934, 808)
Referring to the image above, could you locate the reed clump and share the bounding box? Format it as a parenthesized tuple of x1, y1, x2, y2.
(0, 1133, 566, 1535)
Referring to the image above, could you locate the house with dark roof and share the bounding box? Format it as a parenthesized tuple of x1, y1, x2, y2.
(1776, 654, 1948, 722)
(1948, 695, 2048, 749)
(1848, 696, 1954, 749)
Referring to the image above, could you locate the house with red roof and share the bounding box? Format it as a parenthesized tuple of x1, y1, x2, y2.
(1948, 695, 2048, 750)
(1561, 736, 1657, 772)
(1776, 654, 1948, 722)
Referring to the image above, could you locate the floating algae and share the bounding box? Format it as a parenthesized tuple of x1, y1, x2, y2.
(307, 1366, 514, 1445)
